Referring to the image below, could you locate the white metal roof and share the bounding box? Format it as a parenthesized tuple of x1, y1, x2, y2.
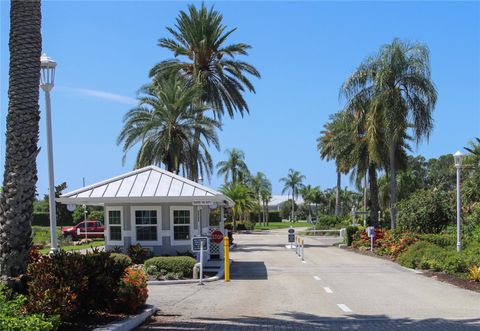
(57, 165, 234, 206)
(268, 195, 304, 207)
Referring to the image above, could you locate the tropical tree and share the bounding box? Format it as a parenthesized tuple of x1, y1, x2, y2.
(216, 148, 250, 184)
(117, 74, 220, 177)
(151, 3, 260, 180)
(220, 182, 255, 230)
(0, 0, 42, 278)
(317, 113, 351, 216)
(341, 39, 437, 228)
(310, 186, 324, 219)
(260, 185, 272, 226)
(300, 185, 316, 221)
(248, 172, 270, 224)
(280, 169, 305, 221)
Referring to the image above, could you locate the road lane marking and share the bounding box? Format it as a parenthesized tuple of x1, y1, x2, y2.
(301, 260, 306, 263)
(323, 287, 333, 293)
(337, 304, 352, 312)
(313, 276, 321, 281)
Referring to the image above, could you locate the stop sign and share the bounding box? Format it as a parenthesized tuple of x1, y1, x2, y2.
(211, 230, 224, 244)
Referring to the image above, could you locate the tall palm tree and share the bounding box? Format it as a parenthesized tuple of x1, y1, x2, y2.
(220, 182, 255, 230)
(216, 148, 250, 184)
(317, 113, 351, 216)
(310, 186, 324, 219)
(151, 3, 260, 180)
(342, 39, 437, 228)
(300, 185, 315, 221)
(0, 0, 42, 278)
(280, 169, 305, 221)
(260, 185, 272, 226)
(117, 74, 220, 177)
(248, 172, 270, 223)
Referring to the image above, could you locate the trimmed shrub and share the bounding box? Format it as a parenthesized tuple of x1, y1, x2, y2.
(0, 284, 60, 331)
(110, 253, 133, 270)
(27, 250, 127, 318)
(345, 226, 359, 246)
(397, 189, 454, 234)
(396, 241, 446, 269)
(144, 256, 197, 278)
(128, 244, 152, 264)
(115, 266, 148, 314)
(417, 233, 456, 248)
(316, 215, 350, 230)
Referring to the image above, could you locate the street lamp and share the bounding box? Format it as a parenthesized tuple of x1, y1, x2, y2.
(40, 53, 58, 253)
(453, 150, 464, 252)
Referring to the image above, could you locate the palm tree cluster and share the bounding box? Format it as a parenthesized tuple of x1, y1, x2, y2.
(118, 4, 260, 180)
(217, 149, 272, 228)
(318, 38, 437, 228)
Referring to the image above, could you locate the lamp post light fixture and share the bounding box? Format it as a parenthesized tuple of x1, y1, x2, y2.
(453, 150, 464, 252)
(40, 53, 58, 253)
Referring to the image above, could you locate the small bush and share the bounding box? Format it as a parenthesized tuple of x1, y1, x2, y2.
(110, 253, 133, 270)
(397, 189, 454, 234)
(144, 256, 197, 278)
(128, 244, 152, 264)
(417, 233, 456, 248)
(115, 266, 148, 314)
(0, 284, 60, 331)
(345, 226, 359, 246)
(468, 266, 480, 282)
(315, 215, 349, 230)
(396, 241, 446, 269)
(27, 250, 126, 318)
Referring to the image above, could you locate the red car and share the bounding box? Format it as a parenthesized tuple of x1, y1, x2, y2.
(62, 220, 105, 241)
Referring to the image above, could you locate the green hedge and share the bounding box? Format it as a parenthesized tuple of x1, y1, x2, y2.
(315, 215, 349, 229)
(144, 256, 197, 278)
(110, 253, 133, 270)
(33, 212, 74, 226)
(249, 211, 282, 222)
(346, 226, 359, 246)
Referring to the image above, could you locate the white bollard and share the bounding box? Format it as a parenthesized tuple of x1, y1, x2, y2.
(301, 239, 305, 261)
(199, 241, 204, 285)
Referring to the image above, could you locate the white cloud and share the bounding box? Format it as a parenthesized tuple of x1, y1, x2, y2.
(58, 86, 137, 105)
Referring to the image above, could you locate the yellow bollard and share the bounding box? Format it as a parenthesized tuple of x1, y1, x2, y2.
(224, 235, 230, 282)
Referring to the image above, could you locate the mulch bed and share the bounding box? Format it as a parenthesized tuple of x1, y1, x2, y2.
(341, 245, 480, 293)
(58, 312, 127, 331)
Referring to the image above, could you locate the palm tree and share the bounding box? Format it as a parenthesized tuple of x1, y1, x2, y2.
(0, 0, 42, 278)
(317, 113, 352, 216)
(117, 74, 220, 177)
(260, 186, 272, 226)
(248, 172, 270, 224)
(310, 186, 324, 219)
(280, 169, 305, 221)
(300, 185, 315, 221)
(220, 182, 255, 231)
(151, 3, 260, 181)
(216, 148, 250, 184)
(341, 39, 437, 228)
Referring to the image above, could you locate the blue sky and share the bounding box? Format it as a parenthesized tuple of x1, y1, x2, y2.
(1, 1, 479, 196)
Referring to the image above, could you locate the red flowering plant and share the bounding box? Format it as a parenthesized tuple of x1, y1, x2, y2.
(352, 228, 385, 249)
(376, 231, 418, 259)
(115, 266, 148, 314)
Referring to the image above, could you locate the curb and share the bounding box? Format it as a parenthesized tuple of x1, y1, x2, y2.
(92, 305, 157, 331)
(147, 259, 233, 285)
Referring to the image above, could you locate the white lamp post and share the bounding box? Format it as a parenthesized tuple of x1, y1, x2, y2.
(453, 150, 464, 252)
(40, 53, 58, 253)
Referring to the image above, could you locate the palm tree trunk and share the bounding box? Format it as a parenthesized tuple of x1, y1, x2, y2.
(368, 163, 379, 226)
(0, 0, 42, 278)
(363, 174, 367, 225)
(335, 171, 341, 216)
(291, 190, 295, 222)
(389, 142, 398, 229)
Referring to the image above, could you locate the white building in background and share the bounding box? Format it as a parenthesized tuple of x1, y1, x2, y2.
(267, 195, 304, 212)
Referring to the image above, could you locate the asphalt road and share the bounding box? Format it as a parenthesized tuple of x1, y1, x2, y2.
(138, 228, 480, 330)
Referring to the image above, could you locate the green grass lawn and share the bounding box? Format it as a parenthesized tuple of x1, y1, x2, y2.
(33, 226, 105, 254)
(254, 221, 311, 230)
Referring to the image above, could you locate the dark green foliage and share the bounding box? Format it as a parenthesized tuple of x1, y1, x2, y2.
(397, 189, 454, 233)
(0, 284, 60, 331)
(346, 226, 359, 246)
(268, 212, 281, 222)
(27, 250, 127, 318)
(128, 244, 152, 264)
(32, 213, 50, 226)
(144, 256, 197, 278)
(315, 215, 349, 229)
(397, 241, 480, 274)
(110, 253, 133, 270)
(416, 233, 456, 248)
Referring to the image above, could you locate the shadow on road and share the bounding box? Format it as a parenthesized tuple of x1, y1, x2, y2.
(230, 261, 268, 280)
(138, 312, 480, 330)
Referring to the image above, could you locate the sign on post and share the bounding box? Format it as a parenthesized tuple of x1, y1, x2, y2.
(367, 226, 375, 251)
(211, 230, 224, 244)
(192, 237, 209, 252)
(288, 227, 295, 248)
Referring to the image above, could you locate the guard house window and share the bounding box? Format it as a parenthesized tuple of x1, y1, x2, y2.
(173, 210, 191, 240)
(108, 210, 122, 241)
(135, 210, 158, 241)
